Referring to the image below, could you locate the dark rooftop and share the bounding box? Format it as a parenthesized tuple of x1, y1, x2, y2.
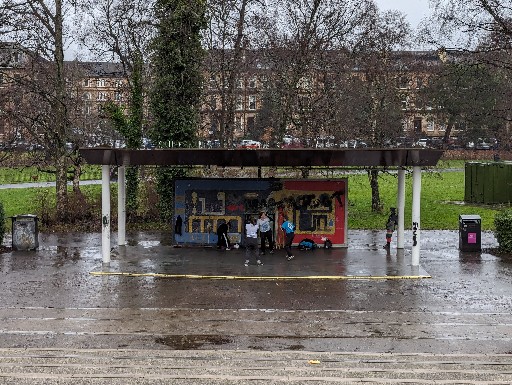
(79, 148, 443, 168)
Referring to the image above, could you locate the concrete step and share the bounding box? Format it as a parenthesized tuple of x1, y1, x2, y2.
(0, 348, 511, 384)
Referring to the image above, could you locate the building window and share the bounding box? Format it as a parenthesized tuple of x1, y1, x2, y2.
(297, 76, 311, 90)
(427, 121, 434, 131)
(248, 77, 256, 88)
(83, 79, 90, 87)
(84, 105, 91, 115)
(235, 115, 243, 132)
(13, 52, 21, 63)
(114, 92, 122, 101)
(247, 116, 255, 131)
(210, 95, 217, 110)
(97, 79, 106, 87)
(413, 118, 422, 133)
(399, 76, 408, 89)
(236, 96, 243, 111)
(209, 74, 216, 89)
(248, 95, 256, 110)
(401, 96, 408, 110)
(83, 92, 91, 100)
(97, 92, 107, 101)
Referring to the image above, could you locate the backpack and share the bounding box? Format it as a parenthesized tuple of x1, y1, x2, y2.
(298, 238, 316, 250)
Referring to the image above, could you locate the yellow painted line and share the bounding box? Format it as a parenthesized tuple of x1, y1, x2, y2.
(90, 271, 431, 280)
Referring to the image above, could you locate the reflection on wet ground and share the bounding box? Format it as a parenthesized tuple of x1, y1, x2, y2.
(1, 229, 512, 358)
(2, 229, 500, 280)
(91, 246, 430, 279)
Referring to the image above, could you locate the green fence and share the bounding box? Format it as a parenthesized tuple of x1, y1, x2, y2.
(465, 161, 512, 204)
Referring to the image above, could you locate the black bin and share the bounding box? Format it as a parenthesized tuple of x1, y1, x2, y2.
(459, 214, 481, 252)
(11, 214, 39, 251)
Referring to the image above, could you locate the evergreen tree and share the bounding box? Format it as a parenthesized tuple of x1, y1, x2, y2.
(150, 0, 206, 221)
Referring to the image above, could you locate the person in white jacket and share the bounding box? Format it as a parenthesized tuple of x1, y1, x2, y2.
(245, 218, 263, 266)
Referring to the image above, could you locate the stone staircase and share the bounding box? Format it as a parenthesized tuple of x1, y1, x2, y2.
(0, 348, 511, 384)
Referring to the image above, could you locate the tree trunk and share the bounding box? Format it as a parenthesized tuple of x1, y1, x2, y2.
(443, 116, 455, 147)
(369, 168, 382, 213)
(54, 0, 69, 221)
(72, 164, 81, 194)
(55, 155, 69, 221)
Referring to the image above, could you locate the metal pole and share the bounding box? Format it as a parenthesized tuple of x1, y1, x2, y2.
(411, 166, 421, 266)
(102, 165, 111, 264)
(118, 166, 126, 246)
(397, 169, 406, 249)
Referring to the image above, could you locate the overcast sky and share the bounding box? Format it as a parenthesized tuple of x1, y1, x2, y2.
(374, 0, 432, 28)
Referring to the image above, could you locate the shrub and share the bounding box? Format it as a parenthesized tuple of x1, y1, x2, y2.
(494, 209, 512, 252)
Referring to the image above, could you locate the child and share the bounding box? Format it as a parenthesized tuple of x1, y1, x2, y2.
(281, 214, 296, 261)
(384, 207, 398, 249)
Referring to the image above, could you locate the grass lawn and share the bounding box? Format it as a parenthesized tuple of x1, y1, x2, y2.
(0, 169, 503, 231)
(347, 171, 500, 230)
(0, 165, 101, 184)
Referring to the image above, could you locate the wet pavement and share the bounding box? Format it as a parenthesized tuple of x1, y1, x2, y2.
(1, 229, 512, 383)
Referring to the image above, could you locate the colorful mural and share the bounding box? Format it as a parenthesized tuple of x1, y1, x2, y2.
(174, 178, 347, 247)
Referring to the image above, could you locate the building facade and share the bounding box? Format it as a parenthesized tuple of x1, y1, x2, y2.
(0, 44, 465, 149)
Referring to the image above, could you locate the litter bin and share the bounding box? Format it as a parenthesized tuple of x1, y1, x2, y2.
(11, 214, 39, 251)
(459, 214, 481, 252)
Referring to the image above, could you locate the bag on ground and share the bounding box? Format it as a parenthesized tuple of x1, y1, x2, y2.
(298, 238, 316, 250)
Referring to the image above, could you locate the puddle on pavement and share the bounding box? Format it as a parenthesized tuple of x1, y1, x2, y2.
(155, 335, 232, 350)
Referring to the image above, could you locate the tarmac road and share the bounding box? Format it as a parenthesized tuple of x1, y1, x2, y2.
(0, 229, 511, 383)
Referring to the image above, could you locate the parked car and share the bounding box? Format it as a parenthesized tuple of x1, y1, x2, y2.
(396, 137, 415, 148)
(344, 139, 367, 148)
(475, 140, 491, 150)
(414, 138, 430, 148)
(281, 136, 302, 148)
(238, 139, 261, 149)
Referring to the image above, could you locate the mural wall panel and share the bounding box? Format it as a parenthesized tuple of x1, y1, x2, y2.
(174, 178, 347, 247)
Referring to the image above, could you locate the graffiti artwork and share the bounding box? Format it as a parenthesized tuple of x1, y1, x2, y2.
(174, 178, 347, 247)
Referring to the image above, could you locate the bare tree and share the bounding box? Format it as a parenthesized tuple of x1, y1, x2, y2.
(426, 0, 512, 52)
(351, 8, 411, 212)
(202, 0, 265, 147)
(425, 0, 512, 147)
(0, 0, 82, 220)
(253, 0, 374, 148)
(78, 0, 156, 219)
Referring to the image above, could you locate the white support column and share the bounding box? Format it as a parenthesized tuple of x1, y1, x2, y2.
(101, 165, 111, 264)
(411, 166, 422, 266)
(397, 169, 406, 249)
(117, 166, 126, 246)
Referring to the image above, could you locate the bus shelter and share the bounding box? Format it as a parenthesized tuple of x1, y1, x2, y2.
(79, 148, 443, 266)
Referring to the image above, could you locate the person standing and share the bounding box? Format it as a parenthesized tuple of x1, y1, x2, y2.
(383, 207, 398, 249)
(257, 211, 274, 255)
(245, 217, 263, 266)
(216, 221, 231, 250)
(281, 214, 296, 261)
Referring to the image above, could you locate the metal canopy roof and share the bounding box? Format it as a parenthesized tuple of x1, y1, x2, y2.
(79, 148, 443, 168)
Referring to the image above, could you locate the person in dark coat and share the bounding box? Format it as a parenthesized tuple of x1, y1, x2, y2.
(383, 207, 398, 249)
(216, 221, 231, 250)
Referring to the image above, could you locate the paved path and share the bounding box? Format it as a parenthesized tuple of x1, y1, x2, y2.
(0, 230, 511, 383)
